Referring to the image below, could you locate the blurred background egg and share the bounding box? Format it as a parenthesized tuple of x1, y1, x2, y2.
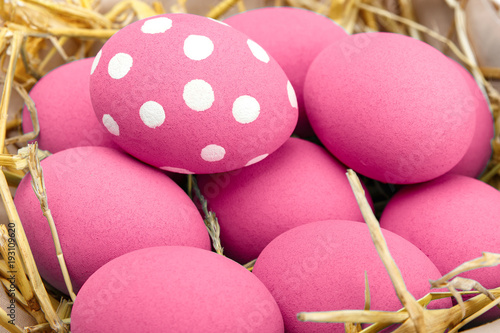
(22, 58, 120, 153)
(71, 246, 284, 333)
(90, 13, 298, 174)
(14, 146, 210, 293)
(197, 137, 373, 264)
(304, 32, 476, 184)
(466, 0, 500, 92)
(224, 7, 347, 137)
(252, 220, 450, 333)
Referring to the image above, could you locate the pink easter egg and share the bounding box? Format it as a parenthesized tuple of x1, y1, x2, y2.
(71, 246, 284, 333)
(22, 58, 119, 153)
(223, 7, 347, 137)
(90, 14, 298, 174)
(304, 32, 476, 184)
(445, 60, 493, 178)
(380, 174, 500, 323)
(380, 174, 500, 284)
(252, 220, 450, 333)
(14, 146, 210, 293)
(197, 137, 373, 264)
(380, 174, 500, 287)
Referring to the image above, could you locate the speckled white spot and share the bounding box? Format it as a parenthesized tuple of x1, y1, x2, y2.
(247, 39, 269, 63)
(245, 154, 269, 166)
(108, 53, 133, 79)
(160, 166, 194, 174)
(102, 114, 119, 136)
(201, 145, 225, 162)
(91, 50, 101, 75)
(183, 80, 215, 111)
(232, 95, 260, 124)
(141, 17, 173, 34)
(140, 101, 165, 128)
(287, 81, 298, 108)
(184, 35, 214, 61)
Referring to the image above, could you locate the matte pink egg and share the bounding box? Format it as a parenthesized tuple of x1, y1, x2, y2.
(90, 13, 298, 174)
(304, 32, 476, 184)
(22, 58, 119, 153)
(380, 174, 500, 288)
(14, 147, 210, 293)
(380, 175, 500, 323)
(446, 60, 493, 178)
(252, 220, 450, 333)
(223, 7, 347, 137)
(71, 246, 284, 333)
(197, 137, 372, 264)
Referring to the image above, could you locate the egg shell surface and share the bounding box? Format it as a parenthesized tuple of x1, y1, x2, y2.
(252, 220, 450, 333)
(304, 32, 476, 184)
(71, 246, 284, 333)
(197, 137, 373, 264)
(14, 146, 210, 293)
(445, 59, 493, 178)
(90, 13, 298, 174)
(380, 174, 500, 322)
(223, 7, 347, 137)
(22, 58, 120, 153)
(380, 174, 500, 287)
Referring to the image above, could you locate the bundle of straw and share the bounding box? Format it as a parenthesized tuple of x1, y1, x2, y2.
(0, 0, 499, 332)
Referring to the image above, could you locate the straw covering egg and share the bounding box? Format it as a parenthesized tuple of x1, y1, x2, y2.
(252, 220, 449, 333)
(304, 32, 476, 184)
(14, 146, 210, 293)
(380, 174, 500, 289)
(90, 13, 298, 174)
(71, 246, 284, 333)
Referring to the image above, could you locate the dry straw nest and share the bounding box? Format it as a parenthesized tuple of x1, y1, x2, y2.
(0, 0, 500, 332)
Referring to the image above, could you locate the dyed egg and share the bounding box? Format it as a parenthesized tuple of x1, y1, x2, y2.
(304, 32, 476, 184)
(71, 246, 284, 333)
(380, 175, 500, 323)
(446, 60, 493, 178)
(14, 147, 210, 293)
(197, 137, 372, 263)
(90, 13, 298, 174)
(380, 174, 500, 286)
(252, 220, 449, 333)
(22, 58, 119, 153)
(224, 7, 347, 137)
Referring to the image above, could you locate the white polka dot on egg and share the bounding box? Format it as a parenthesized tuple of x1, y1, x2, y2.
(247, 39, 270, 63)
(232, 95, 260, 124)
(141, 17, 173, 34)
(201, 144, 226, 162)
(108, 53, 133, 79)
(245, 154, 269, 166)
(287, 81, 298, 108)
(102, 114, 120, 136)
(91, 50, 101, 75)
(140, 101, 165, 129)
(160, 166, 194, 174)
(184, 35, 214, 61)
(183, 79, 215, 112)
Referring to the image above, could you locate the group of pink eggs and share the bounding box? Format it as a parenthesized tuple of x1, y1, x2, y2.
(15, 5, 499, 333)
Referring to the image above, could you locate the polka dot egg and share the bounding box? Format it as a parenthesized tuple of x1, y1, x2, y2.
(90, 14, 298, 174)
